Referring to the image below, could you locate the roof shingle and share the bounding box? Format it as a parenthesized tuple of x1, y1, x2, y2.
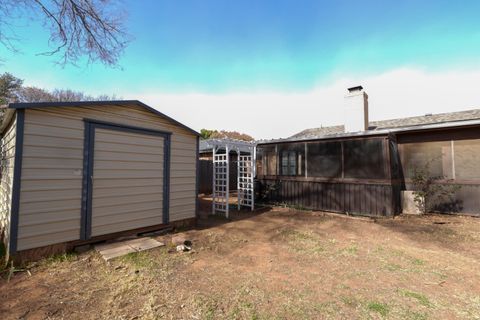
(290, 109, 480, 140)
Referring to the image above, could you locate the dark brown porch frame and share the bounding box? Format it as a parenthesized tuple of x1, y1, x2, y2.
(256, 134, 399, 217)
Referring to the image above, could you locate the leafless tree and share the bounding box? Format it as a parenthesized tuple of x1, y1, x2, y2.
(18, 86, 119, 102)
(0, 0, 130, 66)
(18, 86, 56, 102)
(49, 88, 118, 101)
(203, 129, 255, 141)
(1, 72, 119, 123)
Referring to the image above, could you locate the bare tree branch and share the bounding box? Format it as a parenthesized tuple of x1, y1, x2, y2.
(0, 1, 26, 54)
(0, 0, 130, 66)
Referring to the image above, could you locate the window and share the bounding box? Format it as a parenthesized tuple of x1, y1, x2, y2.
(306, 141, 342, 178)
(281, 151, 297, 176)
(278, 143, 304, 176)
(344, 139, 387, 179)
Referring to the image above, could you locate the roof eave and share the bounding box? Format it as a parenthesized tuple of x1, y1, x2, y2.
(258, 119, 480, 145)
(8, 100, 200, 136)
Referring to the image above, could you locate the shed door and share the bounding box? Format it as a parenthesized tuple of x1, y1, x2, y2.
(90, 128, 165, 237)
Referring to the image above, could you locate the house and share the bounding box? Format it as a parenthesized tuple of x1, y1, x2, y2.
(256, 86, 480, 216)
(0, 100, 199, 260)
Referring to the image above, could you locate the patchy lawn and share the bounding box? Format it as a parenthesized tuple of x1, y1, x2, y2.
(1, 208, 480, 319)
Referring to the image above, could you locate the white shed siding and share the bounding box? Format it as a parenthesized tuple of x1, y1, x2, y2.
(17, 104, 196, 251)
(0, 117, 16, 254)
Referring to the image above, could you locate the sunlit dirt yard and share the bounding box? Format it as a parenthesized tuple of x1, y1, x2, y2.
(1, 204, 480, 319)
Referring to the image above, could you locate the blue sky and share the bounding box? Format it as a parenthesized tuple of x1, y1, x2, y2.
(2, 1, 480, 137)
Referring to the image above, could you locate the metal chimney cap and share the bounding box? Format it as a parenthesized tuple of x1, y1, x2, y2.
(347, 86, 363, 92)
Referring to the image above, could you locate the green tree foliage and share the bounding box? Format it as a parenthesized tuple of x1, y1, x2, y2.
(0, 73, 22, 105)
(200, 129, 215, 140)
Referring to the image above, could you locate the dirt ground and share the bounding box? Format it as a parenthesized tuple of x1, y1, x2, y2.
(1, 201, 480, 319)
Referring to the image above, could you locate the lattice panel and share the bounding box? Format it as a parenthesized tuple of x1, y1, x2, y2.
(238, 155, 254, 210)
(213, 152, 229, 216)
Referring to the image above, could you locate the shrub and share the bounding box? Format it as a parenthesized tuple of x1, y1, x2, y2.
(411, 159, 461, 214)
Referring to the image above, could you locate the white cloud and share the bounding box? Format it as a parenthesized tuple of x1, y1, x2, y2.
(128, 67, 480, 139)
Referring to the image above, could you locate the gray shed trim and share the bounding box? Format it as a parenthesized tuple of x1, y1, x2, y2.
(9, 109, 25, 253)
(195, 136, 200, 218)
(81, 119, 172, 240)
(163, 133, 171, 225)
(8, 100, 200, 137)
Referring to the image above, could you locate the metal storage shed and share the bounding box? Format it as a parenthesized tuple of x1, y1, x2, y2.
(0, 100, 199, 259)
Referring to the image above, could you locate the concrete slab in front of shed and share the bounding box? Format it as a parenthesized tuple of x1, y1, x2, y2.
(98, 245, 137, 261)
(126, 238, 164, 251)
(95, 237, 165, 261)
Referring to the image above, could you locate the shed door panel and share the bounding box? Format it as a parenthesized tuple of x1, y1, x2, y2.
(91, 128, 164, 237)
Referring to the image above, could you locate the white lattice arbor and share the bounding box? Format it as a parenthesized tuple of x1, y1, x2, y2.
(212, 148, 229, 215)
(237, 154, 254, 210)
(207, 139, 256, 218)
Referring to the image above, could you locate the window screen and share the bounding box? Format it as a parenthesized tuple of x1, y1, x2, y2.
(278, 143, 305, 176)
(344, 139, 387, 179)
(306, 141, 342, 178)
(400, 141, 452, 179)
(454, 139, 480, 179)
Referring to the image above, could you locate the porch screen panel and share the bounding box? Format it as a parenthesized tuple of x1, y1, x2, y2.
(454, 139, 480, 179)
(307, 141, 342, 178)
(258, 145, 277, 176)
(256, 148, 264, 176)
(400, 141, 452, 179)
(344, 139, 387, 179)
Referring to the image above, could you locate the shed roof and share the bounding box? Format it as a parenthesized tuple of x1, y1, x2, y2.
(5, 100, 200, 136)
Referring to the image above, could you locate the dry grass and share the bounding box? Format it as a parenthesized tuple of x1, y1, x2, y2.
(1, 210, 479, 319)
